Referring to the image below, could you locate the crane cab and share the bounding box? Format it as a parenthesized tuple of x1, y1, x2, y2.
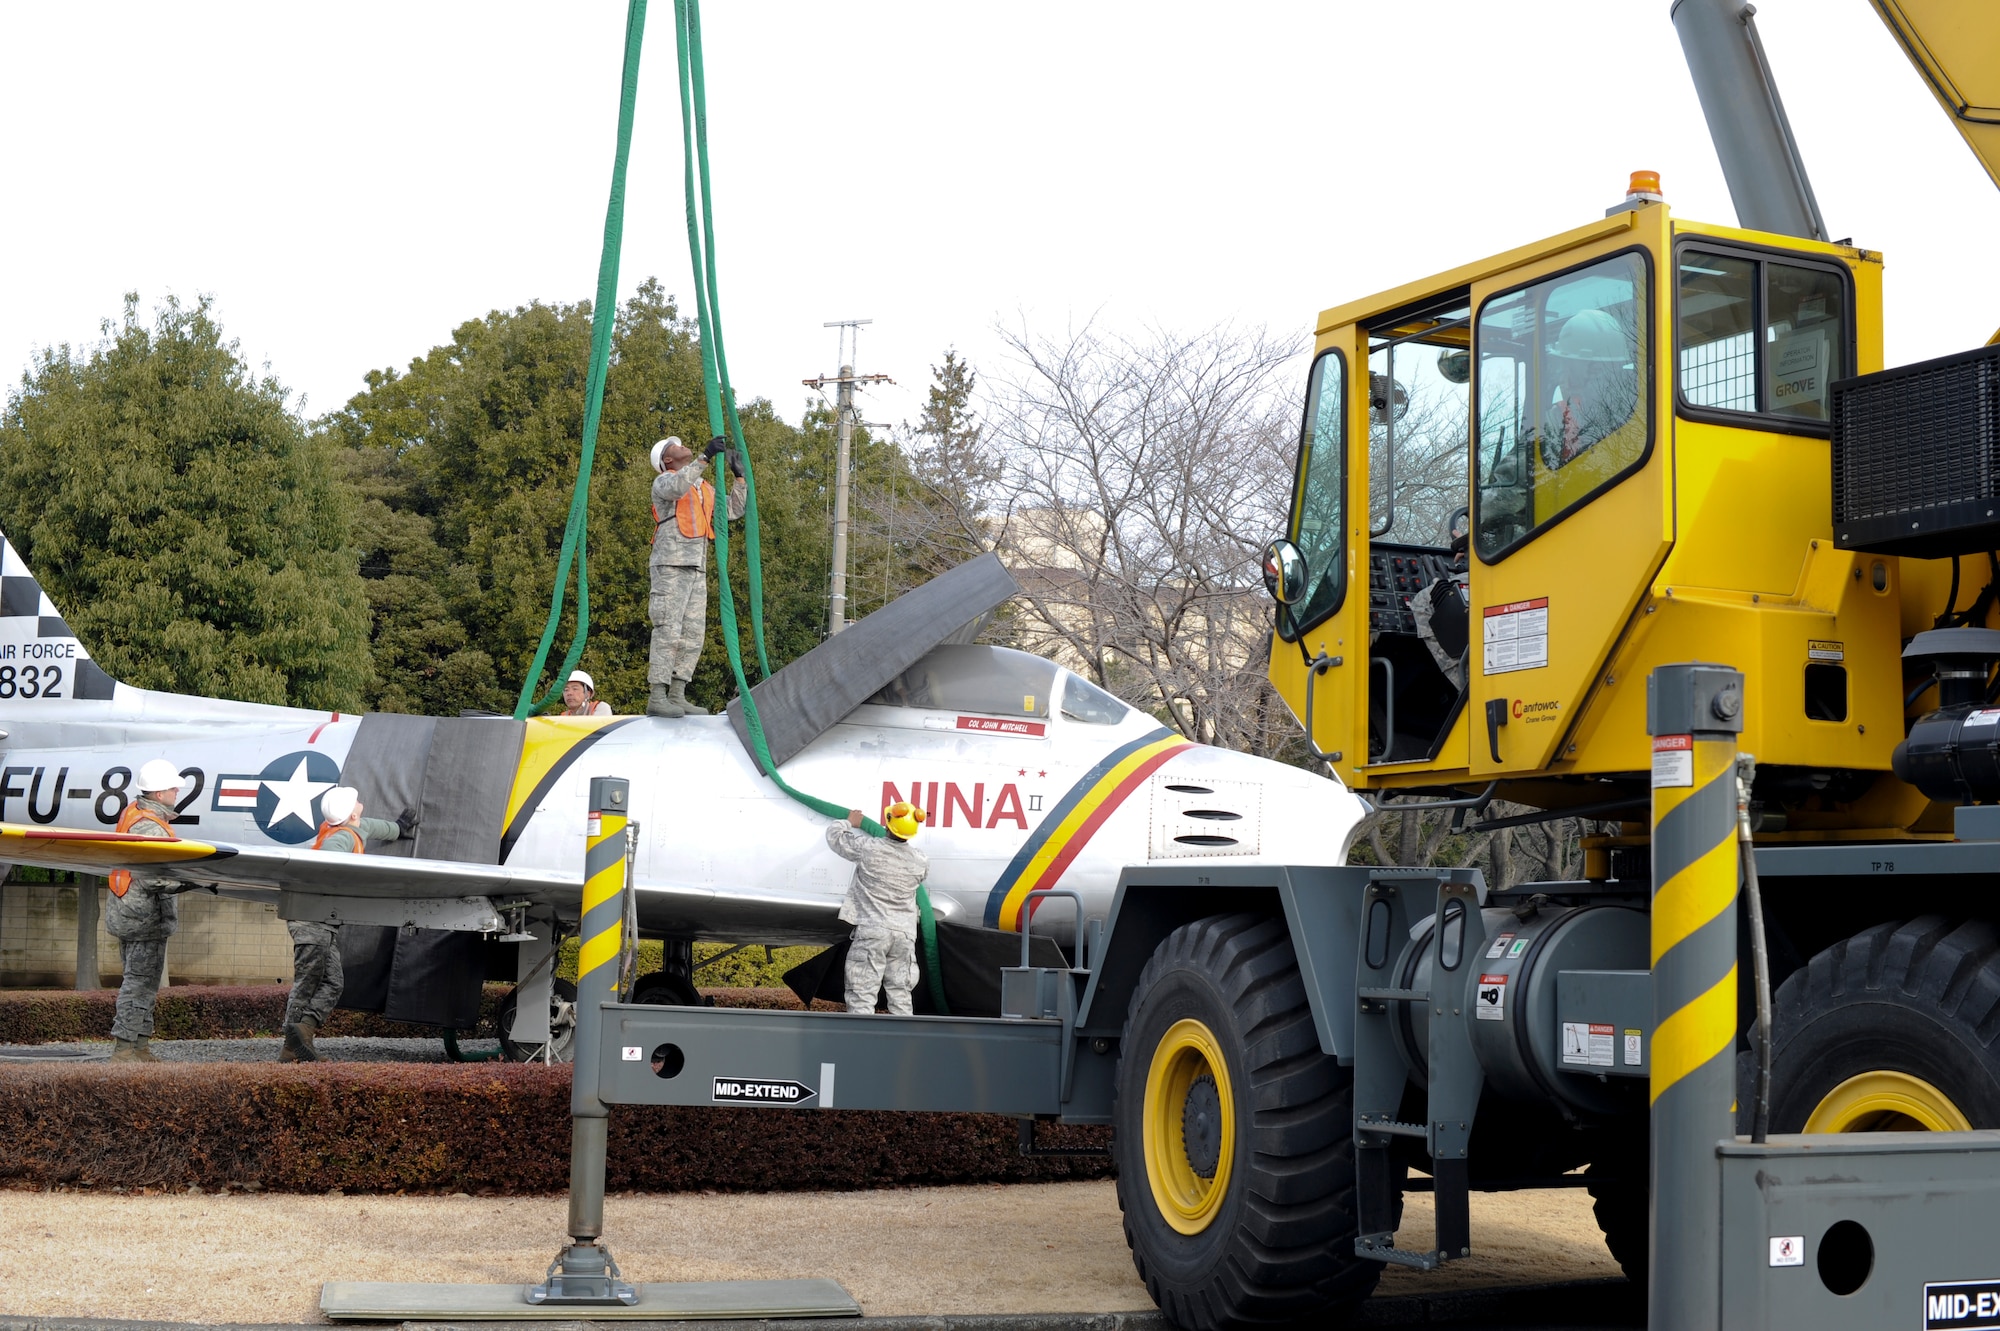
(1266, 187, 1904, 819)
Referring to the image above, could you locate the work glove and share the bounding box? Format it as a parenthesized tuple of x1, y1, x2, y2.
(702, 436, 727, 461)
(727, 448, 745, 479)
(396, 808, 420, 839)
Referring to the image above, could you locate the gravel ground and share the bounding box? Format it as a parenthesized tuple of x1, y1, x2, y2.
(0, 1036, 501, 1064)
(0, 1182, 1622, 1324)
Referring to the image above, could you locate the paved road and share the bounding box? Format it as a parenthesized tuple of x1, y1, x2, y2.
(0, 1278, 1644, 1329)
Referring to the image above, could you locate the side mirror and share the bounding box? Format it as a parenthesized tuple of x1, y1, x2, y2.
(1262, 539, 1309, 605)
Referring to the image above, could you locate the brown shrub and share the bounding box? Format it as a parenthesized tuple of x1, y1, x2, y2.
(0, 1062, 1111, 1193)
(0, 986, 820, 1045)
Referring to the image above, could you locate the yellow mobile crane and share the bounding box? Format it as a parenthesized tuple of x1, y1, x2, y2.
(464, 6, 2000, 1331)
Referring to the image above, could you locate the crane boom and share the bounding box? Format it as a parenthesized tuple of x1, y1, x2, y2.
(1869, 0, 2000, 194)
(1670, 0, 1829, 241)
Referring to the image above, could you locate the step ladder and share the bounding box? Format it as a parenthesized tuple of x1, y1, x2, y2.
(1350, 871, 1487, 1270)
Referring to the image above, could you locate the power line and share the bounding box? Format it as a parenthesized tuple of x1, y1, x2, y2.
(803, 320, 893, 635)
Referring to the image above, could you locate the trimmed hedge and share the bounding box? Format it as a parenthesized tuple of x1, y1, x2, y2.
(0, 1062, 1113, 1193)
(0, 985, 828, 1045)
(0, 984, 512, 1045)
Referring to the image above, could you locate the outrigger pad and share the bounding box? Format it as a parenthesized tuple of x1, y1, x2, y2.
(728, 552, 1019, 769)
(320, 1278, 860, 1320)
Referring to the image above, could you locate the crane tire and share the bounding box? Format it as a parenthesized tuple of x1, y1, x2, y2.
(1112, 912, 1384, 1330)
(1764, 916, 2000, 1134)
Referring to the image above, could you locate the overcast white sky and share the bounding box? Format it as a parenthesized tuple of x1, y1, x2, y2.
(3, 2, 1996, 433)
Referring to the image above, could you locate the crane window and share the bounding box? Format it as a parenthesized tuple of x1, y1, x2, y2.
(1474, 251, 1649, 562)
(1677, 247, 1848, 426)
(1284, 348, 1347, 634)
(867, 644, 1055, 718)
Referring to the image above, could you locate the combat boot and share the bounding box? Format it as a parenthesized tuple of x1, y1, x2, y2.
(647, 683, 684, 719)
(110, 1037, 143, 1062)
(133, 1036, 160, 1062)
(280, 1017, 321, 1063)
(668, 679, 693, 715)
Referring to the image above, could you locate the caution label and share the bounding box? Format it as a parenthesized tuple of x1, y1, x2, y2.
(1926, 1281, 2000, 1329)
(1482, 598, 1549, 675)
(1808, 639, 1844, 662)
(1475, 974, 1507, 1021)
(1653, 734, 1693, 789)
(712, 1077, 818, 1106)
(1561, 1021, 1615, 1067)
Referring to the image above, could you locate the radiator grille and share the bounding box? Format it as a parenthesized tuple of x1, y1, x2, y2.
(1832, 342, 2000, 558)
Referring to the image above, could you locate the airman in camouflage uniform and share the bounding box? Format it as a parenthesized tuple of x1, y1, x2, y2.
(107, 762, 196, 1063)
(648, 436, 747, 718)
(284, 786, 413, 1062)
(827, 804, 930, 1015)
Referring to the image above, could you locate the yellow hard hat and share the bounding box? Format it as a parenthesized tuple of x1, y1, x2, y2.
(883, 800, 926, 840)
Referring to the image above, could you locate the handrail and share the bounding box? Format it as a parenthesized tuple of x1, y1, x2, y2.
(1302, 651, 1345, 764)
(1018, 888, 1087, 971)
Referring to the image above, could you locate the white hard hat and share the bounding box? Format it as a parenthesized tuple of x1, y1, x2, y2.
(321, 786, 359, 825)
(135, 759, 185, 798)
(567, 670, 595, 692)
(650, 437, 683, 473)
(1552, 308, 1628, 363)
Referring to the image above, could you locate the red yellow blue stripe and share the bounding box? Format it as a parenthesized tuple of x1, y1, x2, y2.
(984, 727, 1192, 930)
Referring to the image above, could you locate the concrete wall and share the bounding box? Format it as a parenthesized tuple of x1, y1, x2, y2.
(0, 878, 293, 988)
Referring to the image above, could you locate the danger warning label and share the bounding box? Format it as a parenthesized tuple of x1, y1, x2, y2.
(1475, 974, 1507, 1021)
(1652, 734, 1693, 789)
(1561, 1022, 1615, 1067)
(1481, 598, 1548, 675)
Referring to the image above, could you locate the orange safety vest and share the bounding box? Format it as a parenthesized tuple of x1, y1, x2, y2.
(108, 804, 176, 897)
(652, 480, 716, 542)
(311, 822, 367, 854)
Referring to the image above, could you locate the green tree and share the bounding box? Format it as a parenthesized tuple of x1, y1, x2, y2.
(328, 279, 858, 715)
(906, 348, 997, 569)
(0, 295, 371, 709)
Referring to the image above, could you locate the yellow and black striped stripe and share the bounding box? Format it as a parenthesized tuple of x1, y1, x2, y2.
(576, 780, 631, 1005)
(1649, 737, 1740, 1104)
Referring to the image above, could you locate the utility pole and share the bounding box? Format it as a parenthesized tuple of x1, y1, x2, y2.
(803, 320, 892, 636)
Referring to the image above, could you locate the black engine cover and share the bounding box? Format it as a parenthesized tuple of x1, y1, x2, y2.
(1892, 703, 2000, 802)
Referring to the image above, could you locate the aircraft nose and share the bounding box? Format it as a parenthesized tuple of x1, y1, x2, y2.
(1154, 745, 1368, 867)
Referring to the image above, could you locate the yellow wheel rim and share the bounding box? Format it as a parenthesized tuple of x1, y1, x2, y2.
(1142, 1017, 1236, 1235)
(1804, 1071, 1972, 1133)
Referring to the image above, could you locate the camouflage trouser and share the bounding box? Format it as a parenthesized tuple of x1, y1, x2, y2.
(112, 937, 168, 1041)
(284, 920, 344, 1028)
(844, 926, 918, 1016)
(648, 563, 707, 685)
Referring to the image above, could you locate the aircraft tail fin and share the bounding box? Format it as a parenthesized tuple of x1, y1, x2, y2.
(0, 534, 122, 707)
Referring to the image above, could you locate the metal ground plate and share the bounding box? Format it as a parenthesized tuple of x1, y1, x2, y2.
(319, 1279, 860, 1321)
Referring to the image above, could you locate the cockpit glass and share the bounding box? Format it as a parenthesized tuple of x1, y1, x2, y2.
(1061, 673, 1129, 724)
(867, 644, 1055, 718)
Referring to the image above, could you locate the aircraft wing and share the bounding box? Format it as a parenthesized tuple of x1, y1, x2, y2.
(0, 823, 847, 945)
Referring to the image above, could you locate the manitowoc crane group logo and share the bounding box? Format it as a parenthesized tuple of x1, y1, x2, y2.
(211, 750, 343, 844)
